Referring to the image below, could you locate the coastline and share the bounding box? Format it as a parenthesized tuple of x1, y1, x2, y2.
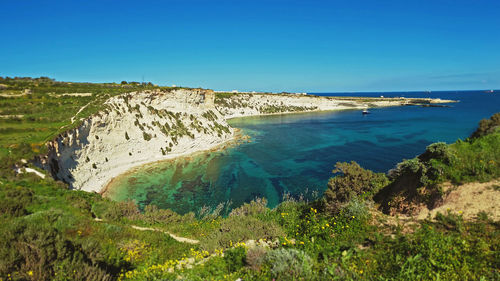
(37, 89, 458, 195)
(221, 97, 457, 120)
(98, 100, 458, 196)
(100, 107, 372, 197)
(100, 128, 247, 197)
(225, 106, 364, 120)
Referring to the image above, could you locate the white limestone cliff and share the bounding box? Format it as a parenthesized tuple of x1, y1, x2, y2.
(37, 89, 233, 192)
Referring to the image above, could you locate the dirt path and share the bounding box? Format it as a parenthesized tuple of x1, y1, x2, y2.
(0, 93, 27, 97)
(93, 217, 199, 244)
(0, 114, 24, 119)
(70, 101, 92, 123)
(130, 225, 200, 244)
(57, 101, 93, 130)
(50, 93, 93, 97)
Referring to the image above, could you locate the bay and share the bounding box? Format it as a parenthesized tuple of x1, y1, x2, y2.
(105, 90, 499, 214)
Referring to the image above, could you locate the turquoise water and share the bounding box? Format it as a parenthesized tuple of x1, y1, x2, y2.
(106, 91, 500, 214)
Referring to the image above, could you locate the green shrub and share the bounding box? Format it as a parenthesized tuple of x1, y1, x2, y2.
(181, 256, 229, 281)
(229, 198, 268, 217)
(142, 132, 152, 141)
(64, 192, 92, 215)
(0, 185, 33, 217)
(368, 214, 499, 280)
(418, 142, 451, 163)
(0, 215, 115, 281)
(97, 200, 140, 221)
(224, 246, 247, 272)
(200, 216, 283, 251)
(324, 161, 388, 214)
(389, 158, 432, 186)
(469, 112, 500, 139)
(339, 197, 371, 222)
(197, 201, 232, 221)
(264, 248, 313, 280)
(245, 247, 268, 271)
(443, 132, 500, 183)
(376, 157, 443, 215)
(274, 200, 308, 237)
(142, 204, 186, 224)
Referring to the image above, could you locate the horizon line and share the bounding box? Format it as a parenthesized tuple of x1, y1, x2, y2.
(0, 75, 498, 94)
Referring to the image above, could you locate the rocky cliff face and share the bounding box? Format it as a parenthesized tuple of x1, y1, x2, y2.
(37, 89, 233, 192)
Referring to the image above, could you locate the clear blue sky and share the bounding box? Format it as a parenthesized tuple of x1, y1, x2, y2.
(1, 0, 499, 92)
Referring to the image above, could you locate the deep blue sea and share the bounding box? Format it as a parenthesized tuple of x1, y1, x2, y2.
(106, 90, 499, 214)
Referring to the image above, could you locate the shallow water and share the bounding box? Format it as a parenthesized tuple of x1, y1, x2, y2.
(105, 91, 500, 214)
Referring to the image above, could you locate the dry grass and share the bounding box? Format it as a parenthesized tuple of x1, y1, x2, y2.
(416, 179, 500, 220)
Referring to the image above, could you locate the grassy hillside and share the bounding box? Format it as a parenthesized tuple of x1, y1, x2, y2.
(0, 77, 178, 174)
(376, 113, 500, 215)
(0, 79, 498, 280)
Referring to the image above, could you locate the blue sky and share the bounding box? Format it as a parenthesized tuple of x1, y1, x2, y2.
(1, 0, 499, 92)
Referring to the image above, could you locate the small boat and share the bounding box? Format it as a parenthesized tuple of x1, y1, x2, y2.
(362, 109, 370, 115)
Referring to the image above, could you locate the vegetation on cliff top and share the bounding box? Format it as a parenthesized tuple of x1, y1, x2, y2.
(0, 77, 173, 172)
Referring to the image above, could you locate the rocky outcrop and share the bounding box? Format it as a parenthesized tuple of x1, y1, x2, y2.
(36, 89, 233, 192)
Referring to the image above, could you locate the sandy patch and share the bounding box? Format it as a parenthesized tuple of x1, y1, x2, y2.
(374, 179, 500, 235)
(416, 179, 500, 221)
(0, 114, 24, 119)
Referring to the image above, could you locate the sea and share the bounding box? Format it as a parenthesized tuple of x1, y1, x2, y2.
(105, 90, 500, 214)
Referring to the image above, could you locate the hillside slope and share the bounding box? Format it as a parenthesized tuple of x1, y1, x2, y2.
(36, 89, 233, 192)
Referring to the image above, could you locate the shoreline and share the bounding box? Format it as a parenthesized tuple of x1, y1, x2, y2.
(100, 108, 366, 197)
(98, 100, 458, 196)
(99, 128, 247, 197)
(222, 98, 457, 120)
